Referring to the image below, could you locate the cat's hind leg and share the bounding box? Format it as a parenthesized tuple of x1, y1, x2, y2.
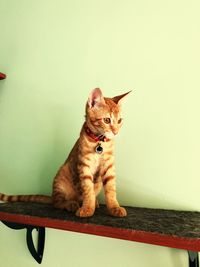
(53, 166, 79, 212)
(53, 193, 79, 212)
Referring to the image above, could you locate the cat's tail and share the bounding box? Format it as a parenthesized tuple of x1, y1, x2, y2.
(0, 193, 52, 204)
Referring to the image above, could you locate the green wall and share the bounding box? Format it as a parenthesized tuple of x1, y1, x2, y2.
(0, 1, 199, 266)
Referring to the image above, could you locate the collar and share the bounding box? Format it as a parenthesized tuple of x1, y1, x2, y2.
(84, 124, 110, 142)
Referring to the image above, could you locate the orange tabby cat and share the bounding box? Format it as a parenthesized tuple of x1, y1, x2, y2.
(0, 88, 130, 217)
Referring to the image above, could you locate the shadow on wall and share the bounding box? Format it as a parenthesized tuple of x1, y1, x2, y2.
(99, 180, 193, 212)
(0, 78, 7, 103)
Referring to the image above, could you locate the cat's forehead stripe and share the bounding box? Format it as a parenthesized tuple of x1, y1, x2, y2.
(104, 98, 120, 116)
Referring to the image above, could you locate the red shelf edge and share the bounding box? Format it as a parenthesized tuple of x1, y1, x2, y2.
(0, 72, 6, 80)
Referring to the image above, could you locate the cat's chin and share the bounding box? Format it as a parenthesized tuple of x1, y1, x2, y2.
(104, 132, 115, 139)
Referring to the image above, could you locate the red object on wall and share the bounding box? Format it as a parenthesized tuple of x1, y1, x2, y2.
(0, 72, 6, 80)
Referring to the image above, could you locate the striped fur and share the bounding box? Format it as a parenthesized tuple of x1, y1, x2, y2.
(0, 88, 130, 217)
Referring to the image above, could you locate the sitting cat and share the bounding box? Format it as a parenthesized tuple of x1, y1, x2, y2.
(0, 88, 130, 217)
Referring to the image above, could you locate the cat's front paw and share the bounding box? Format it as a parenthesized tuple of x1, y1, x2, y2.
(76, 207, 95, 217)
(109, 206, 127, 217)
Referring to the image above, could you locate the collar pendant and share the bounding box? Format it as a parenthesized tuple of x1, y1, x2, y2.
(95, 142, 103, 154)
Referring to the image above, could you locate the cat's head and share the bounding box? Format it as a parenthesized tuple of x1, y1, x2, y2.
(85, 88, 131, 139)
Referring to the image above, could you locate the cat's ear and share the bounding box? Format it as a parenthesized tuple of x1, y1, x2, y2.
(112, 91, 132, 105)
(87, 88, 105, 108)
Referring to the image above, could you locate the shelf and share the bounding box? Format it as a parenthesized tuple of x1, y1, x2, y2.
(0, 202, 199, 265)
(0, 72, 6, 80)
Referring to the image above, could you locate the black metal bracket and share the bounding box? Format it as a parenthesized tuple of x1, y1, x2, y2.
(1, 221, 45, 264)
(188, 251, 199, 267)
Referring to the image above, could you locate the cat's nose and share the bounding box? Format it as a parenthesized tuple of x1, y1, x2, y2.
(112, 128, 118, 135)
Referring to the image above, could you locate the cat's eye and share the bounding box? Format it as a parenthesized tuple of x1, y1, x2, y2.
(118, 118, 123, 124)
(103, 118, 111, 124)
